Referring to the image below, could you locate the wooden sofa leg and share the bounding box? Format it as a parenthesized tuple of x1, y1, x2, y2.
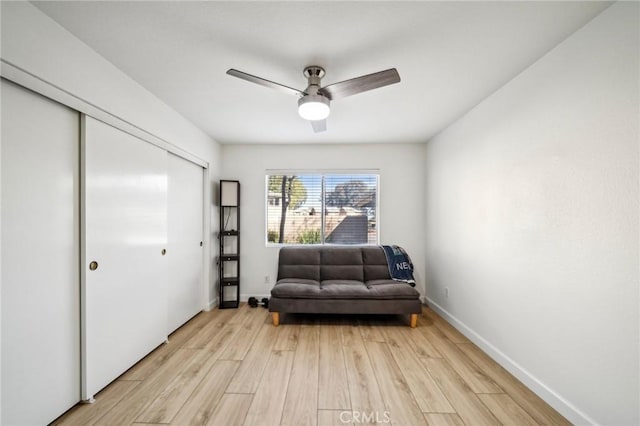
(272, 312, 280, 327)
(410, 313, 418, 328)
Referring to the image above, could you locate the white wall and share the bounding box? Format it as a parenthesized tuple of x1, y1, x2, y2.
(424, 3, 638, 425)
(0, 1, 222, 307)
(222, 143, 426, 299)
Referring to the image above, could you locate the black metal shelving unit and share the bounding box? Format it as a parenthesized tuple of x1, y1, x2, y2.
(219, 180, 240, 309)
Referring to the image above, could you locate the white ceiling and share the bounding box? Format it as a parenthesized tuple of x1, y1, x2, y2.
(33, 1, 610, 145)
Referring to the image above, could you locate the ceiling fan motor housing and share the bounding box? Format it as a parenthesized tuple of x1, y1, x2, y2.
(303, 66, 325, 96)
(298, 66, 330, 120)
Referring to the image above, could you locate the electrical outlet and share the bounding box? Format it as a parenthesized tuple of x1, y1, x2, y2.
(264, 275, 270, 284)
(445, 287, 449, 298)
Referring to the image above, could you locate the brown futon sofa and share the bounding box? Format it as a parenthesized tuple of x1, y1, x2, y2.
(269, 246, 422, 327)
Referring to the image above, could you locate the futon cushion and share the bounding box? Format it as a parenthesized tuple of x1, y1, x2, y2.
(271, 278, 419, 300)
(320, 265, 364, 281)
(367, 283, 420, 299)
(319, 248, 364, 281)
(318, 280, 371, 298)
(271, 280, 321, 298)
(362, 246, 393, 281)
(276, 278, 319, 286)
(277, 248, 320, 281)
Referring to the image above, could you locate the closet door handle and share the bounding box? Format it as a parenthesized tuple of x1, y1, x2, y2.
(89, 261, 99, 271)
(161, 249, 167, 256)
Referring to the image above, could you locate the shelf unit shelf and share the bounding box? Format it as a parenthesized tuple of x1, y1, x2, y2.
(219, 180, 240, 309)
(219, 300, 240, 309)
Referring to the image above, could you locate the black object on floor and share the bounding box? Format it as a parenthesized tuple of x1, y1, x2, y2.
(248, 297, 269, 309)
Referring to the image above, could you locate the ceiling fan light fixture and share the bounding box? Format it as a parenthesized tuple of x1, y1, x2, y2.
(298, 94, 330, 121)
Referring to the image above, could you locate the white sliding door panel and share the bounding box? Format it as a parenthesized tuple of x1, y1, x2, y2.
(83, 116, 168, 399)
(167, 153, 204, 333)
(1, 80, 80, 425)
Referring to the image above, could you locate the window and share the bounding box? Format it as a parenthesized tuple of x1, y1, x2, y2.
(266, 172, 378, 245)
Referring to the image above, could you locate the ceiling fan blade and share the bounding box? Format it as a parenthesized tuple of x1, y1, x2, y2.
(319, 68, 400, 100)
(310, 119, 327, 133)
(226, 69, 304, 97)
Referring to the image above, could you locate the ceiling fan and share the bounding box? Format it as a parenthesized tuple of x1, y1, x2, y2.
(226, 66, 401, 133)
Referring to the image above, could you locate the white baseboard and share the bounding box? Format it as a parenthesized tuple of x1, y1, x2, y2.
(207, 294, 269, 309)
(425, 298, 597, 426)
(208, 294, 271, 308)
(205, 298, 218, 311)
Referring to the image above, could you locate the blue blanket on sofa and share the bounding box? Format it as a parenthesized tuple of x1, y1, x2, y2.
(381, 245, 416, 286)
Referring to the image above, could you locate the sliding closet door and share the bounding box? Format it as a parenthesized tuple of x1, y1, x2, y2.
(167, 153, 204, 333)
(1, 80, 80, 425)
(82, 116, 168, 399)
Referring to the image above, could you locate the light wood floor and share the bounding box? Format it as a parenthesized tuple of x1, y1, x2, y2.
(53, 304, 570, 426)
